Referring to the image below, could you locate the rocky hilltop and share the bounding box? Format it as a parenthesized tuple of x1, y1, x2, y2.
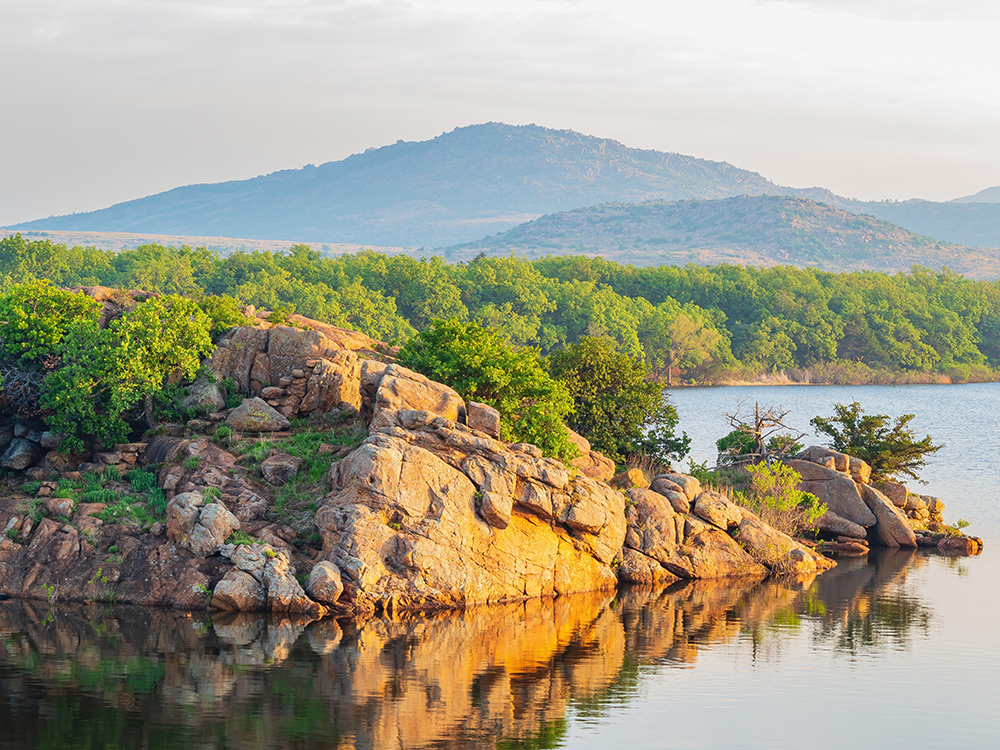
(0, 317, 981, 615)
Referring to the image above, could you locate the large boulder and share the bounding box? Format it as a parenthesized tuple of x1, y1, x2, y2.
(733, 515, 834, 576)
(611, 468, 649, 490)
(211, 569, 266, 611)
(368, 364, 465, 431)
(0, 438, 42, 471)
(798, 445, 849, 472)
(877, 481, 909, 508)
(222, 543, 325, 616)
(692, 491, 743, 530)
(466, 401, 501, 439)
(619, 488, 766, 581)
(208, 323, 369, 416)
(786, 459, 876, 528)
(316, 412, 626, 610)
(182, 376, 226, 413)
(261, 451, 303, 486)
(307, 561, 345, 605)
(860, 484, 917, 548)
(649, 475, 692, 513)
(569, 449, 616, 482)
(225, 398, 292, 432)
(815, 509, 867, 540)
(166, 492, 241, 557)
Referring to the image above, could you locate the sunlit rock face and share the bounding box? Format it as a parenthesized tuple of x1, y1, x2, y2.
(316, 410, 626, 611)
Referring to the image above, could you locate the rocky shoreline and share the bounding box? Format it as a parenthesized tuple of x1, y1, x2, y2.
(0, 318, 983, 616)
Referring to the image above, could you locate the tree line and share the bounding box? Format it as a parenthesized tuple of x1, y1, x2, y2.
(2, 233, 999, 383)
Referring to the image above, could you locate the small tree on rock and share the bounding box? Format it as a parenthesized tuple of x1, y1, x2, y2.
(810, 401, 943, 483)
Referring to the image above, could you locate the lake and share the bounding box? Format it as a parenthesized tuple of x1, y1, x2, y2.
(1, 384, 998, 749)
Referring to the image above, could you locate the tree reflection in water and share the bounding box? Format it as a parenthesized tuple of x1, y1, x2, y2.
(0, 549, 937, 750)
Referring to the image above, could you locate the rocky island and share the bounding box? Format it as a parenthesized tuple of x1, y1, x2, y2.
(0, 291, 983, 617)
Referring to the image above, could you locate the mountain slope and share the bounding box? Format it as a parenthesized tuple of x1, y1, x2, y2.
(11, 123, 784, 247)
(447, 195, 1000, 277)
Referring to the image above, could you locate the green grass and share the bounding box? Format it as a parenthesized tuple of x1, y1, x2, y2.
(20, 481, 42, 496)
(82, 489, 118, 504)
(94, 494, 162, 527)
(226, 529, 257, 546)
(238, 418, 366, 527)
(127, 469, 158, 492)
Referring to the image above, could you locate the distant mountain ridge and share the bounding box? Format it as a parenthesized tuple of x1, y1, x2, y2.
(950, 185, 1000, 203)
(11, 122, 1000, 250)
(447, 195, 1000, 278)
(12, 123, 786, 247)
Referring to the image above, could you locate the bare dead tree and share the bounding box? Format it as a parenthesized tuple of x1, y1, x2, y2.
(0, 359, 50, 418)
(719, 401, 805, 466)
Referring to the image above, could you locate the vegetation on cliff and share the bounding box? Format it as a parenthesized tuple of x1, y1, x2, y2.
(397, 318, 578, 459)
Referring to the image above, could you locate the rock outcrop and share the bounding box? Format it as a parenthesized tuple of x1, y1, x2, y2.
(0, 318, 980, 618)
(790, 446, 979, 553)
(316, 410, 626, 610)
(209, 322, 379, 419)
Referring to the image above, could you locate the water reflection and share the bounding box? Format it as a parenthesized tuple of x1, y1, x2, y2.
(0, 550, 942, 750)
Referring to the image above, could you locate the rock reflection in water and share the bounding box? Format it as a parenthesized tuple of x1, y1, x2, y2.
(0, 549, 936, 750)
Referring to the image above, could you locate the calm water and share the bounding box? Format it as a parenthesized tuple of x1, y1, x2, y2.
(2, 385, 998, 749)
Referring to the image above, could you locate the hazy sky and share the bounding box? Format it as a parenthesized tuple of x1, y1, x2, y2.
(2, 0, 999, 226)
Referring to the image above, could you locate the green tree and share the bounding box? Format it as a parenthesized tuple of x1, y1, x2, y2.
(397, 319, 576, 459)
(546, 336, 689, 465)
(810, 401, 943, 482)
(637, 303, 724, 385)
(0, 279, 102, 365)
(41, 295, 214, 450)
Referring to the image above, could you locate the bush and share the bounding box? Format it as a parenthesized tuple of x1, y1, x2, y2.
(811, 401, 943, 482)
(193, 293, 253, 335)
(732, 462, 827, 536)
(547, 336, 689, 465)
(716, 429, 803, 466)
(397, 318, 577, 460)
(19, 289, 216, 451)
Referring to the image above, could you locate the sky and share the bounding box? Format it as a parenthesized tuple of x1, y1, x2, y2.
(2, 0, 999, 226)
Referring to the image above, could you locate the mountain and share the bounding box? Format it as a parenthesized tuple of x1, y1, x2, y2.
(950, 186, 1000, 203)
(445, 195, 1000, 278)
(11, 122, 1000, 250)
(10, 123, 785, 248)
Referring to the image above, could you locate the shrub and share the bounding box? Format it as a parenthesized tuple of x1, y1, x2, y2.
(811, 401, 943, 482)
(547, 336, 689, 465)
(30, 291, 215, 451)
(730, 462, 827, 536)
(226, 530, 256, 546)
(398, 318, 577, 460)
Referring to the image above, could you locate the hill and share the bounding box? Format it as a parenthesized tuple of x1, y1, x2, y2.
(447, 195, 1000, 277)
(8, 123, 788, 247)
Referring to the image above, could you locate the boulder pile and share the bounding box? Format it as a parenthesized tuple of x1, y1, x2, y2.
(789, 446, 983, 555)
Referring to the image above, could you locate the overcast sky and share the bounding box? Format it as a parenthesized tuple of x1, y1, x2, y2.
(2, 0, 999, 226)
